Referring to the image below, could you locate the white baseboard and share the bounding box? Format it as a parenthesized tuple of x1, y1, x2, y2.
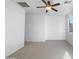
(25, 39, 66, 42)
(6, 44, 24, 57)
(47, 39, 66, 40)
(25, 40, 46, 42)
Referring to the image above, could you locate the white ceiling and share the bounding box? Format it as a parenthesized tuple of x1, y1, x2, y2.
(13, 0, 73, 15)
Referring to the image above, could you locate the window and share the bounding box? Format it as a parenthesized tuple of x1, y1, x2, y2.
(69, 16, 73, 32)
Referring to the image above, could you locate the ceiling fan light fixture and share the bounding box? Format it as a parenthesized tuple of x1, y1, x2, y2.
(46, 6, 51, 10)
(36, 0, 60, 13)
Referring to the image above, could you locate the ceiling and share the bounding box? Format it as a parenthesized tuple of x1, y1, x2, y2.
(13, 0, 73, 15)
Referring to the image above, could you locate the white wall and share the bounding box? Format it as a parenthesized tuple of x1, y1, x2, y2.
(66, 32, 73, 45)
(25, 14, 45, 42)
(5, 0, 25, 57)
(25, 13, 66, 41)
(46, 16, 66, 40)
(65, 13, 73, 45)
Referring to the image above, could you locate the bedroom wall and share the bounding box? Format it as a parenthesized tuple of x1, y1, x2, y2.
(5, 0, 25, 57)
(25, 14, 45, 42)
(25, 13, 66, 41)
(65, 12, 73, 45)
(45, 15, 66, 40)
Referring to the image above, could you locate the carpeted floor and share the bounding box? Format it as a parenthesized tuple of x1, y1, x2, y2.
(7, 40, 73, 59)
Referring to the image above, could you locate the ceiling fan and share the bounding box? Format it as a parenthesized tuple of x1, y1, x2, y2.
(36, 0, 60, 13)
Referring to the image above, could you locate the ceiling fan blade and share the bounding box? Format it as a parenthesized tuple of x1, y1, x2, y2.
(37, 6, 46, 8)
(46, 10, 48, 13)
(47, 1, 51, 5)
(42, 0, 47, 5)
(51, 8, 58, 12)
(52, 3, 60, 6)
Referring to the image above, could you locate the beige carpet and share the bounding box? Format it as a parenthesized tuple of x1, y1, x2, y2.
(7, 40, 73, 59)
